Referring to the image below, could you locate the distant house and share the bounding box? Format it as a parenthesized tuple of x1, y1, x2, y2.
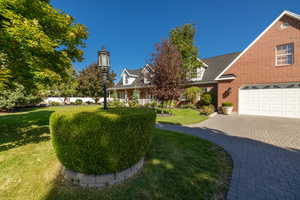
(109, 10, 300, 118)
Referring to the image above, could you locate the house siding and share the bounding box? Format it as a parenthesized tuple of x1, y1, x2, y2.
(218, 15, 300, 112)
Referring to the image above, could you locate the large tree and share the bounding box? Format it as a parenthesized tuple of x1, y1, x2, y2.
(150, 40, 183, 105)
(44, 67, 78, 103)
(77, 63, 116, 103)
(0, 0, 88, 92)
(169, 24, 203, 71)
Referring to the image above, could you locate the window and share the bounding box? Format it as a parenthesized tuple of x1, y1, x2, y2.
(187, 67, 205, 81)
(276, 43, 294, 66)
(124, 75, 129, 84)
(118, 91, 125, 99)
(281, 22, 290, 29)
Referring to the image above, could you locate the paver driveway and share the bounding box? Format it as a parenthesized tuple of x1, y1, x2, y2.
(157, 114, 300, 200)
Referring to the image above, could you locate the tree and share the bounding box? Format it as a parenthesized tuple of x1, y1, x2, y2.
(0, 0, 88, 92)
(77, 63, 116, 103)
(169, 24, 203, 71)
(184, 86, 203, 104)
(46, 67, 78, 103)
(150, 40, 183, 106)
(0, 83, 42, 110)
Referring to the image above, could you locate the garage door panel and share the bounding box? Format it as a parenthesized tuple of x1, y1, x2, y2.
(239, 85, 300, 118)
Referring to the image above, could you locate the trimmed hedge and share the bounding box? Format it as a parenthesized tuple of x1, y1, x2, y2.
(50, 107, 156, 175)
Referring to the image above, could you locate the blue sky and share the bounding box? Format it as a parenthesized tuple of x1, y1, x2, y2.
(51, 0, 300, 78)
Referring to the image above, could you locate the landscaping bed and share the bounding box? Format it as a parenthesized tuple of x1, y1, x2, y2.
(0, 106, 231, 200)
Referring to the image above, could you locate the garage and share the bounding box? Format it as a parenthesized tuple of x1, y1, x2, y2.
(239, 83, 300, 118)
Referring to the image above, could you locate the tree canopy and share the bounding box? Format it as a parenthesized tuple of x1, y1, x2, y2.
(0, 0, 88, 92)
(77, 63, 116, 102)
(169, 24, 203, 70)
(150, 40, 183, 104)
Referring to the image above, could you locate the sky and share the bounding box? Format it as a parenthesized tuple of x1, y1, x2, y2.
(51, 0, 300, 78)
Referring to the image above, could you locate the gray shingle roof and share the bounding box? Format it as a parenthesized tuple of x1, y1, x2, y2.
(200, 52, 240, 82)
(110, 52, 240, 89)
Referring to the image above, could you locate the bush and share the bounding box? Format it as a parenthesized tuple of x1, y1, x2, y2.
(86, 101, 93, 105)
(50, 107, 156, 174)
(180, 103, 196, 109)
(49, 101, 62, 106)
(222, 102, 233, 107)
(128, 100, 139, 107)
(155, 107, 172, 115)
(184, 87, 203, 104)
(149, 101, 158, 108)
(200, 105, 215, 115)
(0, 83, 43, 110)
(109, 100, 126, 107)
(75, 99, 83, 105)
(200, 92, 213, 105)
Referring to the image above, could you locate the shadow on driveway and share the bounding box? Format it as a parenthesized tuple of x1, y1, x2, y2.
(157, 122, 300, 200)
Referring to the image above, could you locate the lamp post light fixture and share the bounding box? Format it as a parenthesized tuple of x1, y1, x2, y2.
(98, 47, 110, 110)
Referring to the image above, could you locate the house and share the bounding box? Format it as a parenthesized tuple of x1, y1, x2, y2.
(109, 53, 240, 105)
(110, 10, 300, 118)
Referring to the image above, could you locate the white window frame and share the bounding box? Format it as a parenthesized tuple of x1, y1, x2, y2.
(188, 67, 205, 81)
(275, 43, 294, 66)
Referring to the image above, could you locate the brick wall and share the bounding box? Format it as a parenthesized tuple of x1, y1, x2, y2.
(218, 15, 300, 111)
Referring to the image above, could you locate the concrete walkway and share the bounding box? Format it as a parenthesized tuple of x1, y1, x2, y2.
(157, 114, 300, 200)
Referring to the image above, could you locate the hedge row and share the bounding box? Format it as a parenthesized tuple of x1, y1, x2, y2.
(50, 107, 156, 175)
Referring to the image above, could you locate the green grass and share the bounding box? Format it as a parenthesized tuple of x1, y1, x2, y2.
(0, 106, 231, 200)
(157, 108, 208, 125)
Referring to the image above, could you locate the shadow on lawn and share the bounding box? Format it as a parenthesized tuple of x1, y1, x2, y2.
(0, 110, 54, 151)
(43, 124, 300, 200)
(42, 128, 233, 200)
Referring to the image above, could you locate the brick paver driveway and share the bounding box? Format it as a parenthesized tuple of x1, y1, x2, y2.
(157, 114, 300, 200)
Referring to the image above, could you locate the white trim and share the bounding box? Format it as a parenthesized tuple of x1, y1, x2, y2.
(215, 10, 300, 80)
(275, 43, 294, 66)
(121, 68, 139, 77)
(197, 58, 208, 67)
(218, 76, 236, 80)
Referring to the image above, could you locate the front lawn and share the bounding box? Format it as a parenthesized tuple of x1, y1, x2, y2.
(157, 108, 208, 125)
(0, 106, 231, 200)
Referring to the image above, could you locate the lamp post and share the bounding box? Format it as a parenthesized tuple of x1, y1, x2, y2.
(98, 47, 110, 110)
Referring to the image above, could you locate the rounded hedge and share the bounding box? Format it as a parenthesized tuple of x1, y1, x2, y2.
(50, 107, 156, 175)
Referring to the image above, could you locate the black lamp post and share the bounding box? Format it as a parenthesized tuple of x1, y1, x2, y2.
(98, 47, 110, 110)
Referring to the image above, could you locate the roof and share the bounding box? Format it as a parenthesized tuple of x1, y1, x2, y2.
(215, 10, 300, 80)
(113, 68, 145, 89)
(110, 52, 240, 90)
(199, 52, 240, 82)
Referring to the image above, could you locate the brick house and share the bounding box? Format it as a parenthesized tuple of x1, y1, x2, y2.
(110, 10, 300, 118)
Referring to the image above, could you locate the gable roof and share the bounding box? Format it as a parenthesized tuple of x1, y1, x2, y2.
(215, 10, 300, 80)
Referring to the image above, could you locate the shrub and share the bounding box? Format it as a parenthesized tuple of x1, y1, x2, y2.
(109, 100, 126, 107)
(184, 87, 203, 104)
(128, 100, 139, 107)
(180, 103, 196, 109)
(155, 107, 172, 115)
(222, 102, 233, 107)
(50, 107, 156, 174)
(0, 83, 43, 110)
(75, 99, 83, 105)
(200, 92, 212, 105)
(86, 101, 93, 105)
(200, 104, 215, 115)
(149, 101, 158, 108)
(49, 101, 61, 106)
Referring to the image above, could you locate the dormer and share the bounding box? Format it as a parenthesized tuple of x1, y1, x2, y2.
(187, 58, 208, 81)
(141, 64, 153, 84)
(121, 68, 138, 85)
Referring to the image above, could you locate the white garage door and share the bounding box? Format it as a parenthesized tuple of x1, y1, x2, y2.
(239, 83, 300, 118)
